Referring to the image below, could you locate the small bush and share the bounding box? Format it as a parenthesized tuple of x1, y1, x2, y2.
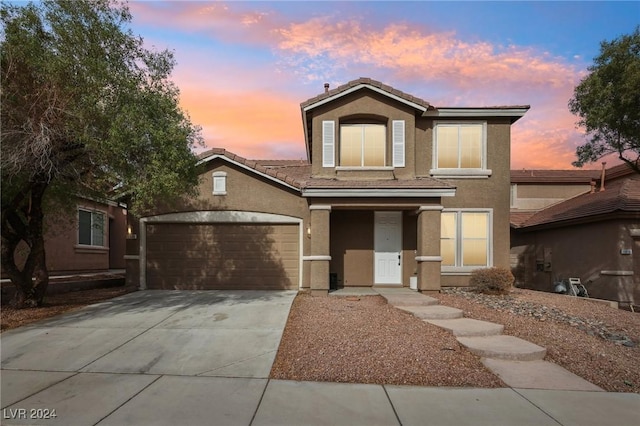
(470, 267, 514, 295)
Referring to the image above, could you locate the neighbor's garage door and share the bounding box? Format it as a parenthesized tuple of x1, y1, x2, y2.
(145, 223, 299, 290)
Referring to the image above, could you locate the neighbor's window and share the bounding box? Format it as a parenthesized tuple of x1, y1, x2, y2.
(435, 123, 485, 169)
(340, 124, 386, 167)
(441, 210, 491, 270)
(78, 209, 105, 246)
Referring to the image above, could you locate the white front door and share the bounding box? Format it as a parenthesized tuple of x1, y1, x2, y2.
(374, 211, 402, 285)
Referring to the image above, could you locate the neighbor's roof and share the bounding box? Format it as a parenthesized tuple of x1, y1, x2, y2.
(515, 172, 640, 229)
(510, 169, 601, 184)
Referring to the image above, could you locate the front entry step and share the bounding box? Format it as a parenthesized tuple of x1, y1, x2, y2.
(425, 318, 504, 337)
(457, 335, 547, 361)
(382, 294, 439, 307)
(397, 305, 463, 319)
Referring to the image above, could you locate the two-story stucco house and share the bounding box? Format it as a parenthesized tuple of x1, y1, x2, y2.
(125, 78, 528, 295)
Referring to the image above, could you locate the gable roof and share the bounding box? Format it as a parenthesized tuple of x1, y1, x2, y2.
(197, 148, 455, 197)
(301, 77, 433, 113)
(515, 173, 640, 229)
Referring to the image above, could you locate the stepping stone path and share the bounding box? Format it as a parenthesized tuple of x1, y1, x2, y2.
(376, 288, 603, 391)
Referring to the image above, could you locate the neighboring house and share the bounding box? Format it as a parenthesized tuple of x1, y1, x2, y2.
(511, 163, 640, 305)
(3, 197, 127, 277)
(126, 78, 529, 295)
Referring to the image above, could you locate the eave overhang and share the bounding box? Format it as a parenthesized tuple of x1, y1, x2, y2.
(423, 106, 530, 123)
(302, 83, 429, 113)
(301, 188, 457, 198)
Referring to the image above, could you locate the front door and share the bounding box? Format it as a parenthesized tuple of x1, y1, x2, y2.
(374, 211, 402, 285)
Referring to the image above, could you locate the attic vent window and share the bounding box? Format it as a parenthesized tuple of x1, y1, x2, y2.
(212, 171, 227, 195)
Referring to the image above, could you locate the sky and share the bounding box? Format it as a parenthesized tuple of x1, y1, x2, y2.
(127, 1, 639, 169)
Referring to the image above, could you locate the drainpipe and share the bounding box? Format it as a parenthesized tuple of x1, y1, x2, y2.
(600, 162, 606, 192)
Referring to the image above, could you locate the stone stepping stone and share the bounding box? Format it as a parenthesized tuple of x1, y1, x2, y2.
(397, 305, 463, 319)
(457, 335, 546, 361)
(382, 294, 439, 307)
(482, 359, 603, 391)
(424, 318, 504, 337)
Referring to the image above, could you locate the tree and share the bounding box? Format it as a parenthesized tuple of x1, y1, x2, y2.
(1, 0, 203, 307)
(569, 26, 640, 172)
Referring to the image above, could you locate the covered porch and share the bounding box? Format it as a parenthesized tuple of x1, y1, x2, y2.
(305, 201, 446, 296)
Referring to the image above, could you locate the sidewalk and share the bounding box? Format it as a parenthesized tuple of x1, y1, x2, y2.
(2, 373, 638, 425)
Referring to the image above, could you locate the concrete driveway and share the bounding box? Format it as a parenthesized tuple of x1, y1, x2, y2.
(1, 290, 296, 424)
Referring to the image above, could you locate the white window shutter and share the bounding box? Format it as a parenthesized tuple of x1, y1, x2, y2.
(322, 120, 335, 167)
(392, 120, 405, 167)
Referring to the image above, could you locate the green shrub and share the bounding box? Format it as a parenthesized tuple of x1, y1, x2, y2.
(470, 267, 514, 295)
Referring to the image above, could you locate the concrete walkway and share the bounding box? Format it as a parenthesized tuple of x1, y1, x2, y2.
(375, 287, 604, 392)
(2, 289, 638, 425)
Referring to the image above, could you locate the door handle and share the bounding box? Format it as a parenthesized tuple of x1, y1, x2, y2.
(398, 254, 401, 266)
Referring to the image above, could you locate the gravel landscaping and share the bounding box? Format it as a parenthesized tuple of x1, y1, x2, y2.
(270, 288, 640, 393)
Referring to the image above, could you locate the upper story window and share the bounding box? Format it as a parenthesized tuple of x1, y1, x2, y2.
(340, 124, 385, 167)
(431, 122, 490, 178)
(322, 120, 405, 168)
(78, 209, 105, 246)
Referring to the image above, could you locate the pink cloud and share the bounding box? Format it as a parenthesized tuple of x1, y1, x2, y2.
(129, 2, 594, 169)
(178, 87, 306, 160)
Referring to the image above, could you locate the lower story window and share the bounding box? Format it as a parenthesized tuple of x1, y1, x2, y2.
(441, 210, 491, 270)
(79, 209, 105, 246)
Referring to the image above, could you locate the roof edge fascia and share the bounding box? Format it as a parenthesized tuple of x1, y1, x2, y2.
(198, 154, 300, 193)
(425, 107, 530, 121)
(301, 188, 456, 198)
(302, 84, 428, 113)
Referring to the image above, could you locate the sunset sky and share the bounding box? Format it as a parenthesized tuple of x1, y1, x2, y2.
(128, 1, 639, 169)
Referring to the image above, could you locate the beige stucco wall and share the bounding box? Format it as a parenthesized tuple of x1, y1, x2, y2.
(512, 219, 639, 304)
(310, 91, 417, 178)
(129, 159, 311, 288)
(418, 118, 512, 286)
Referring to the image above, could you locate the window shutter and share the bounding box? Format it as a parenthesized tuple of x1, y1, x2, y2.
(392, 120, 405, 167)
(322, 120, 335, 167)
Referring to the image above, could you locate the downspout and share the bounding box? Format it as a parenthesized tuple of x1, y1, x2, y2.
(600, 162, 606, 192)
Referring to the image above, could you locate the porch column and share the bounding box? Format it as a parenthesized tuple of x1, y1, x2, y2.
(308, 205, 331, 296)
(416, 205, 442, 293)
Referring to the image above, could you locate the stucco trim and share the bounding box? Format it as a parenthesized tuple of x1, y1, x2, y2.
(302, 255, 332, 261)
(430, 169, 493, 179)
(415, 256, 442, 262)
(139, 211, 303, 290)
(309, 204, 332, 211)
(600, 270, 634, 276)
(302, 83, 429, 113)
(302, 188, 456, 198)
(198, 154, 300, 192)
(417, 205, 444, 212)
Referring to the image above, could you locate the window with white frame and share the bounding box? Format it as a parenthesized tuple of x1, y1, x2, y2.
(78, 209, 105, 246)
(441, 210, 492, 270)
(340, 123, 386, 167)
(212, 171, 227, 195)
(322, 119, 405, 168)
(433, 122, 488, 175)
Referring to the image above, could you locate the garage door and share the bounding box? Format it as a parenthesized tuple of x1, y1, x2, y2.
(145, 223, 299, 290)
